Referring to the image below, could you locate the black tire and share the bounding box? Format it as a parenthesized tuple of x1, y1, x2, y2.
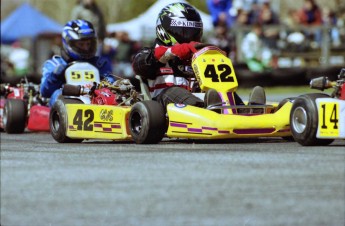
(3, 99, 27, 134)
(277, 97, 295, 111)
(49, 98, 83, 143)
(129, 100, 166, 144)
(204, 89, 222, 113)
(282, 136, 295, 142)
(290, 93, 334, 146)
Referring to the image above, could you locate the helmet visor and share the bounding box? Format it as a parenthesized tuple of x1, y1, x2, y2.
(70, 38, 97, 59)
(162, 18, 203, 44)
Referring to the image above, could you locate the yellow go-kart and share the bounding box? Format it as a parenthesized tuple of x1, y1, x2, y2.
(49, 62, 140, 143)
(129, 46, 294, 144)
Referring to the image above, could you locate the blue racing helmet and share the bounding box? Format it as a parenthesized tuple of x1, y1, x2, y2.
(62, 19, 97, 60)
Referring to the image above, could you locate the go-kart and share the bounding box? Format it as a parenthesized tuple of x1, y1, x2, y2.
(49, 77, 141, 143)
(0, 61, 105, 134)
(0, 79, 50, 133)
(129, 46, 294, 144)
(290, 68, 345, 146)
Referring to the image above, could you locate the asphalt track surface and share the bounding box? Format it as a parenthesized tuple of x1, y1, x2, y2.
(1, 131, 344, 226)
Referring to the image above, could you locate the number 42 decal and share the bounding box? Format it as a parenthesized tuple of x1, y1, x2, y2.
(204, 64, 234, 82)
(73, 109, 94, 131)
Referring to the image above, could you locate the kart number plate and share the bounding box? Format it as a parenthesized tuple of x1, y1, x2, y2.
(65, 62, 100, 86)
(192, 48, 238, 92)
(68, 70, 97, 82)
(316, 98, 345, 139)
(66, 104, 130, 139)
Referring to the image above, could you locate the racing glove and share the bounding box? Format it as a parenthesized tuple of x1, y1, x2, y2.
(102, 73, 116, 84)
(155, 41, 200, 63)
(170, 41, 199, 60)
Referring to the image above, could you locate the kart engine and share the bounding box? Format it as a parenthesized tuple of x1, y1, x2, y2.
(309, 68, 345, 99)
(111, 79, 140, 106)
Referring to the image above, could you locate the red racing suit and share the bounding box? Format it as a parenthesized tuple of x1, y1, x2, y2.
(132, 39, 200, 99)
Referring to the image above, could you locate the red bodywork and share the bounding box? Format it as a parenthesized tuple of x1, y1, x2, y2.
(0, 84, 50, 132)
(27, 105, 50, 131)
(91, 88, 118, 105)
(340, 83, 345, 100)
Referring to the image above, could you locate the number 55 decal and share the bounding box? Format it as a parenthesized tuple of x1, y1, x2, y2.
(69, 70, 95, 81)
(73, 109, 94, 131)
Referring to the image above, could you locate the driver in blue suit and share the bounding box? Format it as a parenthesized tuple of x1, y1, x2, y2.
(40, 19, 115, 106)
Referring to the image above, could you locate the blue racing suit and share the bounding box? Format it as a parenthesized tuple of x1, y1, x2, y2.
(41, 55, 115, 106)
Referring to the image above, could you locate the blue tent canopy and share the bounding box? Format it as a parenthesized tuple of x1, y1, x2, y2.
(1, 3, 63, 43)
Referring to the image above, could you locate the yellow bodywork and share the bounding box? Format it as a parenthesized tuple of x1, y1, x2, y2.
(160, 46, 292, 139)
(166, 101, 292, 139)
(65, 104, 131, 140)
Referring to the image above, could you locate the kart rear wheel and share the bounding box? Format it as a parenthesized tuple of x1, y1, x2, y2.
(290, 93, 334, 146)
(50, 98, 83, 143)
(129, 100, 166, 144)
(3, 99, 27, 133)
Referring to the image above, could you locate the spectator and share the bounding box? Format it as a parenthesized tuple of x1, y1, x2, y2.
(206, 25, 233, 57)
(8, 41, 30, 77)
(235, 9, 250, 26)
(297, 0, 322, 25)
(259, 1, 280, 49)
(104, 32, 119, 50)
(322, 7, 341, 47)
(113, 31, 141, 78)
(207, 0, 235, 28)
(241, 23, 274, 72)
(102, 31, 119, 73)
(258, 0, 279, 25)
(247, 0, 262, 25)
(281, 9, 307, 51)
(100, 35, 117, 74)
(297, 0, 323, 48)
(71, 0, 106, 55)
(49, 36, 62, 58)
(283, 8, 300, 30)
(336, 8, 345, 45)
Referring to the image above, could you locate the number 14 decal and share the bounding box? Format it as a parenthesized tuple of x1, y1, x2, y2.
(321, 103, 338, 129)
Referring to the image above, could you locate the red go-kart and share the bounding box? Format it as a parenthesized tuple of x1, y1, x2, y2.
(0, 79, 50, 133)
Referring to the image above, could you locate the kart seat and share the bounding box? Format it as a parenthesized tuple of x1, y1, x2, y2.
(248, 86, 266, 113)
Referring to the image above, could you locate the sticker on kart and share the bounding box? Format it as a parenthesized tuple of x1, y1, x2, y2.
(65, 62, 101, 86)
(192, 47, 238, 92)
(65, 104, 130, 139)
(316, 98, 345, 139)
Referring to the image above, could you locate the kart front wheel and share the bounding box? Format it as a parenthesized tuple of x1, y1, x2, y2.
(3, 99, 27, 134)
(290, 93, 334, 146)
(50, 98, 83, 143)
(129, 101, 166, 144)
